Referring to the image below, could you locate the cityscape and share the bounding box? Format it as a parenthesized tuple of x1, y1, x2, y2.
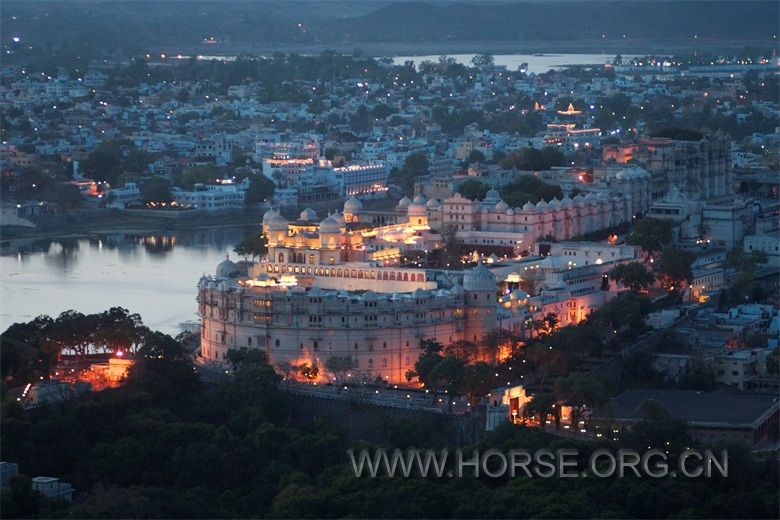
(0, 1, 778, 518)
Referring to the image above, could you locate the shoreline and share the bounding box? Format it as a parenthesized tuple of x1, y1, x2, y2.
(156, 39, 775, 58)
(0, 209, 263, 250)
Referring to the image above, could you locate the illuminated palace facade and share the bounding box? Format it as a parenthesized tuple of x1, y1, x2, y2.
(198, 168, 648, 384)
(198, 206, 500, 384)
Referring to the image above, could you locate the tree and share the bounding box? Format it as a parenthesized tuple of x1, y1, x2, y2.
(245, 175, 275, 205)
(555, 373, 608, 426)
(176, 164, 218, 189)
(45, 184, 82, 212)
(626, 217, 674, 255)
(396, 152, 429, 194)
(525, 392, 555, 428)
(609, 262, 655, 292)
(371, 104, 393, 120)
(462, 362, 496, 406)
(444, 340, 479, 363)
(140, 177, 172, 205)
(526, 342, 568, 388)
(656, 246, 695, 291)
(325, 356, 357, 384)
(234, 232, 268, 261)
(456, 179, 489, 201)
(298, 362, 319, 382)
(464, 149, 486, 166)
(471, 53, 495, 68)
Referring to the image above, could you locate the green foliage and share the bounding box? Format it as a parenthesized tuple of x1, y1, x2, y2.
(176, 164, 218, 189)
(394, 152, 429, 194)
(626, 217, 674, 254)
(81, 140, 152, 185)
(456, 179, 490, 201)
(499, 147, 566, 171)
(140, 177, 172, 205)
(656, 246, 695, 290)
(499, 174, 563, 208)
(609, 262, 655, 292)
(650, 128, 704, 141)
(234, 232, 268, 261)
(1, 308, 148, 382)
(245, 175, 276, 205)
(43, 183, 82, 212)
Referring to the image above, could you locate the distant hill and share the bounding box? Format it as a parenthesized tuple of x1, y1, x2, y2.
(2, 0, 777, 53)
(332, 1, 779, 42)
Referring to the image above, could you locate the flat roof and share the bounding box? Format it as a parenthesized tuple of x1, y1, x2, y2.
(602, 389, 779, 428)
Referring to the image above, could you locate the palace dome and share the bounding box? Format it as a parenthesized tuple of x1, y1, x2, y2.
(268, 213, 289, 231)
(426, 198, 440, 209)
(299, 208, 318, 221)
(463, 263, 497, 292)
(397, 196, 412, 209)
(344, 196, 363, 214)
(319, 216, 340, 234)
(522, 201, 536, 212)
(262, 208, 279, 227)
(484, 189, 501, 201)
(407, 201, 427, 217)
(216, 255, 238, 279)
(496, 200, 509, 212)
(413, 194, 427, 205)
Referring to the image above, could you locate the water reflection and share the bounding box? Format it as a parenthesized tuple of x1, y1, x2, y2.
(1, 226, 255, 334)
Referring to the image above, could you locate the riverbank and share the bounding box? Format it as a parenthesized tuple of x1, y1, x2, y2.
(160, 38, 773, 60)
(0, 208, 265, 249)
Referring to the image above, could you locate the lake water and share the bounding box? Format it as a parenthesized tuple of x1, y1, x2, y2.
(392, 53, 636, 73)
(0, 227, 255, 335)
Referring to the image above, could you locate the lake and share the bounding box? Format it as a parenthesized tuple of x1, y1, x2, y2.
(0, 227, 255, 335)
(392, 53, 636, 73)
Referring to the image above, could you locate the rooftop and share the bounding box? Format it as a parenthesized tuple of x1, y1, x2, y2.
(604, 388, 779, 428)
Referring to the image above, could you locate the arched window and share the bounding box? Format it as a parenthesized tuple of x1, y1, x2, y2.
(416, 273, 424, 282)
(278, 253, 285, 263)
(351, 269, 357, 278)
(403, 273, 408, 281)
(337, 269, 342, 276)
(389, 272, 396, 280)
(382, 358, 387, 368)
(383, 272, 388, 280)
(358, 270, 364, 279)
(405, 357, 410, 366)
(368, 359, 373, 368)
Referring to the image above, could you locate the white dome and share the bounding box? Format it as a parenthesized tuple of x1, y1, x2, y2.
(299, 208, 318, 221)
(216, 255, 238, 278)
(549, 198, 561, 209)
(344, 196, 363, 214)
(562, 196, 573, 207)
(413, 194, 427, 205)
(268, 213, 289, 231)
(522, 201, 536, 212)
(319, 216, 340, 234)
(484, 189, 500, 201)
(463, 263, 497, 292)
(536, 200, 549, 210)
(397, 196, 412, 209)
(407, 202, 427, 217)
(496, 200, 509, 212)
(331, 211, 346, 225)
(262, 208, 279, 227)
(426, 198, 440, 209)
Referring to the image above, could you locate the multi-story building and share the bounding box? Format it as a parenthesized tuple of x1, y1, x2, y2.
(198, 207, 503, 383)
(604, 135, 732, 200)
